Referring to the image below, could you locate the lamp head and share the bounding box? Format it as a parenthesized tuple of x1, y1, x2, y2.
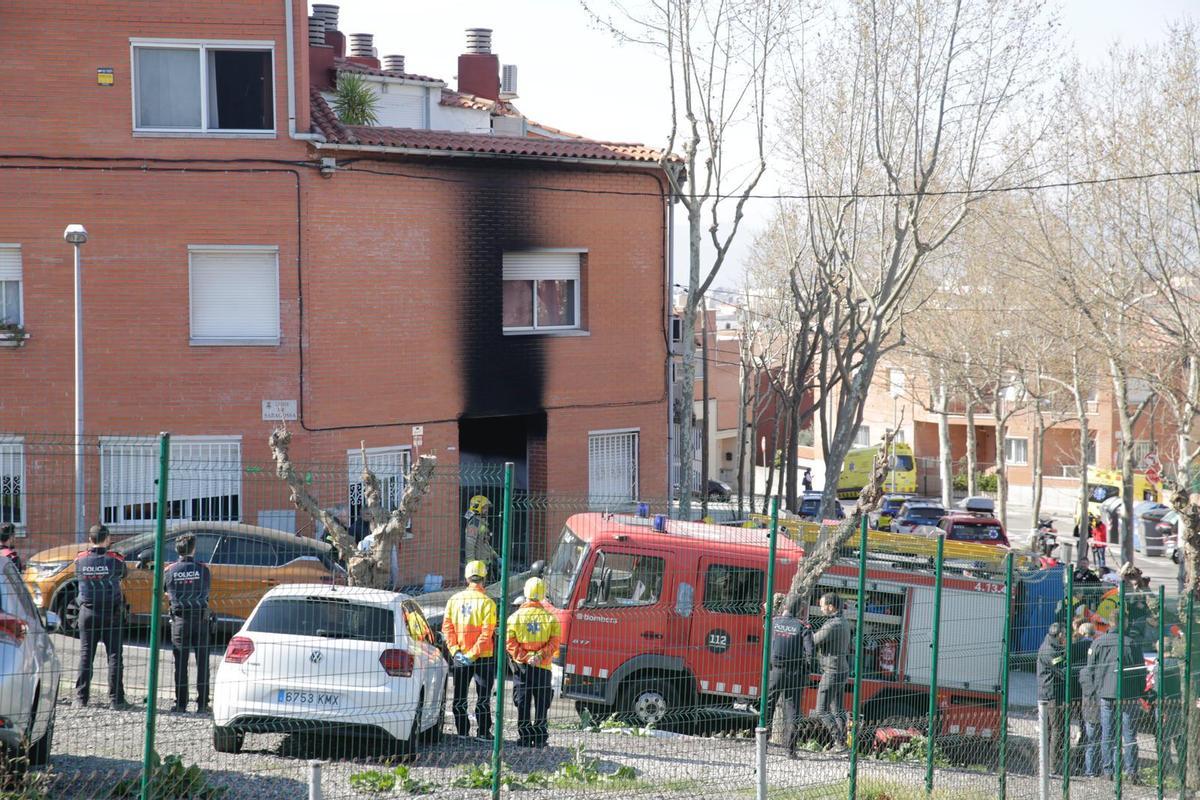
(63, 224, 88, 245)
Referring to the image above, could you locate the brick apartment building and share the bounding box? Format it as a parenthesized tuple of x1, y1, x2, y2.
(0, 0, 671, 580)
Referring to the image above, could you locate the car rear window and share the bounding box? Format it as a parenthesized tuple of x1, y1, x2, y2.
(247, 597, 394, 643)
(950, 522, 1005, 542)
(906, 507, 944, 522)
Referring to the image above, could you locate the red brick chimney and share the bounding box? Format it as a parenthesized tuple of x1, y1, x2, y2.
(457, 28, 499, 101)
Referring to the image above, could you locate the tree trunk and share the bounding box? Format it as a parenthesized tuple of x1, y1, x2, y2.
(677, 202, 703, 520)
(763, 426, 777, 517)
(966, 402, 978, 497)
(1031, 400, 1045, 533)
(994, 398, 1009, 530)
(937, 368, 953, 508)
(700, 306, 710, 518)
(736, 355, 751, 518)
(1073, 354, 1091, 556)
(785, 403, 800, 511)
(1111, 361, 1137, 566)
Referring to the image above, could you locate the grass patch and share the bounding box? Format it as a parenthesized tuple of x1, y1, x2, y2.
(739, 778, 995, 800)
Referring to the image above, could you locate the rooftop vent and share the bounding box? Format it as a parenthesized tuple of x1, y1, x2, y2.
(465, 28, 493, 54)
(312, 4, 339, 31)
(308, 16, 326, 47)
(349, 33, 374, 58)
(500, 64, 518, 98)
(383, 54, 406, 73)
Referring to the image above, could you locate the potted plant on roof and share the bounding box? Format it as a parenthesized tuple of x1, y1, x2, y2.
(0, 321, 28, 347)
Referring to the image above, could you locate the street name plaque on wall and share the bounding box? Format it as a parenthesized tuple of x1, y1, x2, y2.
(262, 399, 297, 421)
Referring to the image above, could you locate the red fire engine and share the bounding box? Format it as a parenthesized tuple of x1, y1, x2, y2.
(545, 512, 1010, 742)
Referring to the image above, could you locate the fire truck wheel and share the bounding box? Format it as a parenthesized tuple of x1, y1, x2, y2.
(619, 675, 681, 729)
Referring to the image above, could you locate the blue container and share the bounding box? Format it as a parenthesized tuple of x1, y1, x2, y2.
(1015, 565, 1065, 654)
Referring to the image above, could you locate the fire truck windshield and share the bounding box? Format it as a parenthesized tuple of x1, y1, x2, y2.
(546, 526, 588, 608)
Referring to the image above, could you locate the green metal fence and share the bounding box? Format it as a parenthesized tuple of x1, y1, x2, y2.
(0, 432, 1197, 799)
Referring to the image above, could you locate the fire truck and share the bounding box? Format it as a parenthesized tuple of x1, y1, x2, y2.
(545, 512, 1018, 742)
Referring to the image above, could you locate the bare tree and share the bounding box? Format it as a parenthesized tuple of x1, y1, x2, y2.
(779, 0, 1052, 520)
(268, 427, 436, 589)
(585, 0, 793, 518)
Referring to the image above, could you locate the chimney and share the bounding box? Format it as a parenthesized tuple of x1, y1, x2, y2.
(307, 16, 326, 47)
(457, 28, 500, 101)
(383, 54, 406, 73)
(349, 33, 374, 58)
(312, 4, 339, 31)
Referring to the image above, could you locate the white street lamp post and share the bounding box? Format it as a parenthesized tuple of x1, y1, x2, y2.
(64, 224, 88, 543)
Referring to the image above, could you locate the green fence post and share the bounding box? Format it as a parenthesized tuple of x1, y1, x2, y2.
(1116, 579, 1127, 800)
(1157, 584, 1166, 800)
(1062, 567, 1074, 797)
(1179, 593, 1195, 800)
(998, 552, 1014, 799)
(848, 515, 868, 800)
(925, 534, 946, 797)
(755, 498, 779, 800)
(140, 433, 170, 800)
(490, 462, 514, 800)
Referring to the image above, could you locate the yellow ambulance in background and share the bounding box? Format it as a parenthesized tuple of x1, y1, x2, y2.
(837, 442, 917, 499)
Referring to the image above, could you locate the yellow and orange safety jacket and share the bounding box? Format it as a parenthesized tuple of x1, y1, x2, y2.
(442, 583, 497, 660)
(505, 601, 561, 671)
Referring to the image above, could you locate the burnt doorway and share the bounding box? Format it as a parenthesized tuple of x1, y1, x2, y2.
(458, 413, 547, 570)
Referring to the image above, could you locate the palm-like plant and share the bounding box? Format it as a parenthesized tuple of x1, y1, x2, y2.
(333, 74, 380, 126)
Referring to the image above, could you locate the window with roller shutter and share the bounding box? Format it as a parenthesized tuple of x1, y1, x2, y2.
(0, 245, 22, 328)
(588, 429, 639, 507)
(188, 246, 279, 345)
(502, 250, 582, 333)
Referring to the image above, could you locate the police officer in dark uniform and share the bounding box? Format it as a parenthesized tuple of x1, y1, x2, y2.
(765, 594, 814, 756)
(74, 524, 128, 709)
(813, 592, 851, 750)
(163, 533, 212, 714)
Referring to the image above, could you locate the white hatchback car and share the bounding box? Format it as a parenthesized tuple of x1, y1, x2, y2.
(0, 560, 60, 769)
(212, 585, 447, 754)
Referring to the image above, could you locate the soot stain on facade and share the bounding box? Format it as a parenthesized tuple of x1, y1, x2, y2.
(459, 165, 547, 418)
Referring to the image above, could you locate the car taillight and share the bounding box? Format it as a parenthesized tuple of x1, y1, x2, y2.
(224, 636, 254, 664)
(380, 648, 413, 677)
(0, 614, 26, 646)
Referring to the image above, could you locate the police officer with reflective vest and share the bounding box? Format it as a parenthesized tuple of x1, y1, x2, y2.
(0, 522, 22, 572)
(442, 560, 497, 738)
(74, 524, 129, 709)
(506, 577, 561, 748)
(164, 533, 212, 714)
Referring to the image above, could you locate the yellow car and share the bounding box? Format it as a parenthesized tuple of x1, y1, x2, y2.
(24, 522, 345, 634)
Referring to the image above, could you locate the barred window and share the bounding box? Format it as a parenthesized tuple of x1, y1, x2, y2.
(0, 438, 23, 529)
(588, 429, 639, 506)
(348, 446, 411, 524)
(100, 436, 241, 526)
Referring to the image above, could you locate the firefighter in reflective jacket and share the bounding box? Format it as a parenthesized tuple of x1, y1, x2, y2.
(74, 524, 129, 709)
(505, 577, 561, 748)
(464, 495, 498, 569)
(163, 533, 212, 713)
(442, 560, 497, 738)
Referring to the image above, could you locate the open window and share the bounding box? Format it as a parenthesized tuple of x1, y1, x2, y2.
(584, 551, 663, 607)
(133, 41, 274, 134)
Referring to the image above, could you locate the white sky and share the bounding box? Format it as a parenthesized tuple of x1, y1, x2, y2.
(323, 0, 1195, 290)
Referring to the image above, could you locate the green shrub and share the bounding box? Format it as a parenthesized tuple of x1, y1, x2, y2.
(333, 74, 380, 126)
(108, 753, 225, 799)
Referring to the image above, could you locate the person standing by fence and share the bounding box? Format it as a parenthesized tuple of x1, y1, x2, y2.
(1085, 614, 1146, 782)
(442, 560, 497, 739)
(505, 577, 561, 747)
(164, 533, 212, 714)
(74, 524, 129, 710)
(1036, 623, 1068, 775)
(0, 522, 23, 571)
(1075, 622, 1101, 777)
(764, 594, 814, 755)
(813, 592, 851, 751)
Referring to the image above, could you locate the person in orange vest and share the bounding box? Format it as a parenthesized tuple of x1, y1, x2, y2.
(505, 577, 561, 748)
(441, 560, 497, 738)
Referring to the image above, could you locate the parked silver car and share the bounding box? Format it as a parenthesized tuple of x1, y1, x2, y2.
(0, 559, 60, 769)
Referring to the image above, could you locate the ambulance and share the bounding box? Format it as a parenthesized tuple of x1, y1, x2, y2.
(545, 512, 1013, 742)
(837, 442, 917, 498)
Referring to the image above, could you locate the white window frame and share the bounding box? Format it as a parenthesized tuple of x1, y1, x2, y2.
(502, 248, 584, 334)
(0, 245, 23, 329)
(188, 245, 280, 345)
(347, 446, 413, 524)
(0, 437, 25, 533)
(888, 369, 905, 398)
(588, 428, 640, 507)
(1132, 440, 1155, 466)
(130, 38, 277, 137)
(1004, 436, 1028, 466)
(853, 425, 871, 447)
(100, 435, 242, 527)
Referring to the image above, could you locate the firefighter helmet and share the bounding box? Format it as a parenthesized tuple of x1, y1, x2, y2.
(465, 560, 488, 580)
(469, 495, 491, 515)
(523, 577, 547, 602)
